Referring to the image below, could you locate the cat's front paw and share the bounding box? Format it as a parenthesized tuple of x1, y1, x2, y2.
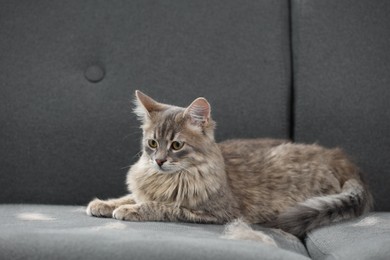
(86, 199, 114, 218)
(112, 204, 142, 221)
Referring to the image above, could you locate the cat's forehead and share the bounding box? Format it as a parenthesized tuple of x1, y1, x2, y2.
(144, 108, 187, 139)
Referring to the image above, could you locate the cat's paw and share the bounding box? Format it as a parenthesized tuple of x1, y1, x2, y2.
(86, 199, 114, 218)
(112, 204, 142, 221)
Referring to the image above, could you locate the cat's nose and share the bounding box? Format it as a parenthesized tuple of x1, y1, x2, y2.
(155, 159, 167, 167)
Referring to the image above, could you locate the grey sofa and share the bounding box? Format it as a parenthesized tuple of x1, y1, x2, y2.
(1, 1, 389, 259)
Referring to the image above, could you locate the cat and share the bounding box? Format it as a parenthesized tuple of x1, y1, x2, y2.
(86, 90, 373, 238)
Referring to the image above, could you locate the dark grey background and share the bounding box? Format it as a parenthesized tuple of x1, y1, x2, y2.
(1, 0, 389, 211)
(0, 0, 291, 205)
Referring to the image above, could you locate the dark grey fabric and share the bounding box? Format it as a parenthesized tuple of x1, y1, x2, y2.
(0, 0, 292, 204)
(0, 205, 309, 260)
(292, 0, 390, 210)
(306, 213, 390, 260)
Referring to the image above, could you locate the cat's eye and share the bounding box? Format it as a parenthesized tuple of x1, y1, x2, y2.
(148, 139, 158, 149)
(171, 141, 184, 151)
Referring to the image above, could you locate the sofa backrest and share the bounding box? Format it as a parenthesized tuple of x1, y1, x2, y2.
(292, 0, 390, 211)
(1, 1, 389, 211)
(0, 1, 292, 205)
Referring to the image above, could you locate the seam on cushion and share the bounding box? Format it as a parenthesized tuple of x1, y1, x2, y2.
(276, 0, 293, 140)
(287, 0, 295, 141)
(289, 0, 303, 141)
(305, 232, 328, 259)
(325, 253, 339, 260)
(307, 230, 345, 260)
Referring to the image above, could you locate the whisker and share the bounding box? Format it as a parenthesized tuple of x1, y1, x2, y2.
(120, 165, 133, 170)
(121, 151, 142, 170)
(122, 131, 142, 140)
(132, 151, 142, 159)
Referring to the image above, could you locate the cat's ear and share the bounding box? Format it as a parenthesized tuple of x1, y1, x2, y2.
(184, 97, 211, 127)
(134, 90, 166, 120)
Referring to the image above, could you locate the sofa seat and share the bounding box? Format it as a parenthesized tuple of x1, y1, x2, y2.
(0, 204, 309, 260)
(306, 213, 390, 260)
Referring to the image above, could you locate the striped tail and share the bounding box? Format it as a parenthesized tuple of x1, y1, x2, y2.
(266, 179, 373, 238)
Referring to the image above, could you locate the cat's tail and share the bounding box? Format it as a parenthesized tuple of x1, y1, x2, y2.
(266, 178, 373, 238)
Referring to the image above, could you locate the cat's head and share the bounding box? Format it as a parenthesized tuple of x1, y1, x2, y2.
(134, 90, 217, 174)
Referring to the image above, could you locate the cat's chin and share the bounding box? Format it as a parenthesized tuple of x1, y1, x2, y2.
(153, 165, 180, 174)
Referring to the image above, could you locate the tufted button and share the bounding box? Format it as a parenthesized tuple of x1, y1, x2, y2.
(84, 65, 105, 83)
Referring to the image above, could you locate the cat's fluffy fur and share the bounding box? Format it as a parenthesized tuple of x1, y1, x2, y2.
(87, 90, 373, 238)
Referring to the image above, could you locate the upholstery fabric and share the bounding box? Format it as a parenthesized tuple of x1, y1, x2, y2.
(292, 0, 390, 210)
(1, 1, 390, 259)
(306, 213, 390, 260)
(0, 205, 309, 260)
(0, 0, 292, 205)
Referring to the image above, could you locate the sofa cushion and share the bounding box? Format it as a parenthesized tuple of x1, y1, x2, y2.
(305, 213, 390, 260)
(292, 0, 390, 210)
(0, 0, 292, 205)
(0, 205, 309, 260)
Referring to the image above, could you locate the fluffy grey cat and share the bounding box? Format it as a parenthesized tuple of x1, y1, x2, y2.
(87, 90, 372, 239)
